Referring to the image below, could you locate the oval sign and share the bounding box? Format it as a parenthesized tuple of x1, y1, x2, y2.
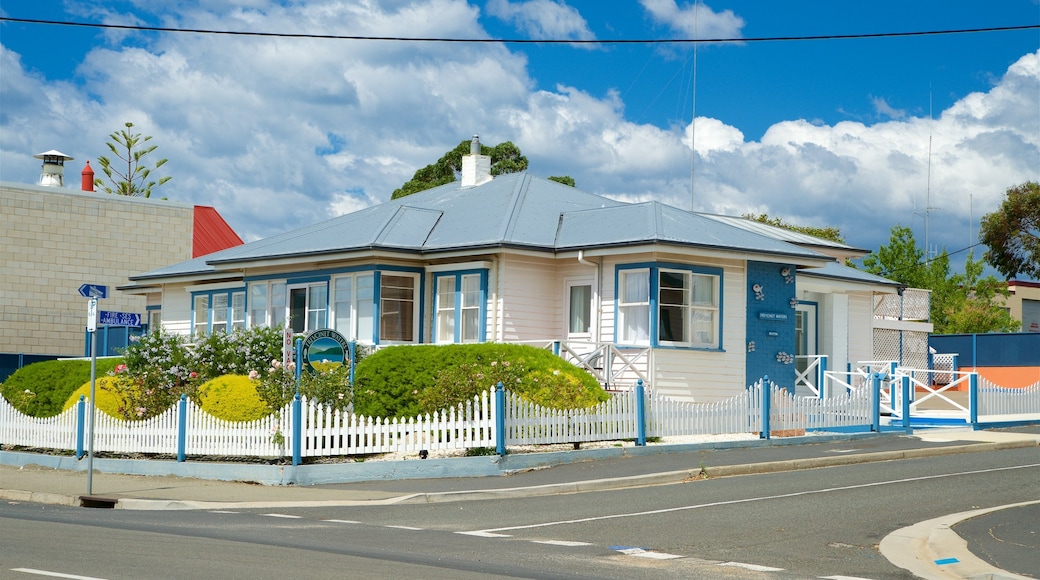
(302, 328, 351, 375)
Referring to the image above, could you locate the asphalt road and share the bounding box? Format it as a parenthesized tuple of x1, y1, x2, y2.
(4, 445, 1037, 579)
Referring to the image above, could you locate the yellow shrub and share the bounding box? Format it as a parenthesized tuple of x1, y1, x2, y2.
(197, 374, 269, 421)
(63, 377, 131, 418)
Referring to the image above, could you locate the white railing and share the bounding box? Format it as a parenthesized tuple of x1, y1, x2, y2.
(893, 368, 973, 421)
(525, 340, 651, 390)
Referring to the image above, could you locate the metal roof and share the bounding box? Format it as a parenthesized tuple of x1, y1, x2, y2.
(131, 172, 835, 281)
(799, 260, 902, 287)
(699, 213, 868, 254)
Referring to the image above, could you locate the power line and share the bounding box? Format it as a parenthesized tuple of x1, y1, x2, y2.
(1, 16, 1037, 44)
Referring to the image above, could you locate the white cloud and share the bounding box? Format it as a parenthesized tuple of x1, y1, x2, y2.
(639, 0, 745, 39)
(486, 0, 595, 41)
(871, 96, 906, 120)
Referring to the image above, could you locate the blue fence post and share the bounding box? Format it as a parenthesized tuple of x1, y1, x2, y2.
(819, 355, 828, 399)
(348, 341, 356, 384)
(901, 375, 912, 434)
(552, 341, 560, 356)
(495, 382, 506, 456)
(871, 372, 882, 432)
(76, 395, 86, 459)
(177, 394, 187, 462)
(969, 372, 979, 429)
(292, 393, 302, 466)
(951, 354, 959, 374)
(760, 375, 771, 440)
(635, 379, 647, 446)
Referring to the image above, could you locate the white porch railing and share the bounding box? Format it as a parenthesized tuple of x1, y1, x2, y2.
(794, 354, 827, 397)
(525, 340, 651, 391)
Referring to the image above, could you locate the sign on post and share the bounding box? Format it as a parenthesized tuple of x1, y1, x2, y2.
(86, 297, 98, 332)
(99, 311, 142, 327)
(78, 284, 108, 299)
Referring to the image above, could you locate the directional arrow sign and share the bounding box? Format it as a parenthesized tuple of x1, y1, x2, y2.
(78, 284, 108, 299)
(99, 311, 142, 327)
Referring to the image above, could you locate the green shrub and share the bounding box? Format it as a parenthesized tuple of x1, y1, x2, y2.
(353, 343, 608, 418)
(197, 374, 269, 421)
(2, 358, 122, 417)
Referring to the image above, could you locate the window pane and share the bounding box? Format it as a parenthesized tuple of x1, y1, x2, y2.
(622, 271, 649, 303)
(569, 285, 591, 334)
(270, 282, 286, 328)
(620, 304, 650, 343)
(658, 271, 689, 343)
(691, 274, 714, 305)
(193, 295, 209, 337)
(212, 293, 229, 334)
(250, 284, 267, 327)
(231, 292, 246, 331)
(334, 277, 353, 338)
(380, 275, 415, 342)
(691, 309, 715, 346)
(436, 277, 456, 343)
(289, 288, 306, 333)
(461, 274, 481, 308)
(357, 275, 374, 342)
(308, 285, 328, 330)
(461, 308, 479, 342)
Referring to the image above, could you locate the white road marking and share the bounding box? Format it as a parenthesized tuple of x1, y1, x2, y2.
(385, 525, 423, 530)
(820, 576, 875, 579)
(719, 561, 784, 572)
(323, 519, 362, 524)
(530, 540, 592, 547)
(260, 513, 301, 519)
(631, 551, 683, 560)
(456, 530, 511, 537)
(465, 463, 1040, 535)
(209, 510, 238, 514)
(11, 569, 107, 580)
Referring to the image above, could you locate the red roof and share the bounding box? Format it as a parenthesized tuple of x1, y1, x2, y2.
(193, 206, 244, 258)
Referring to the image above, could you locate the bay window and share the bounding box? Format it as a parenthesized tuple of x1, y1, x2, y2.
(616, 264, 721, 349)
(192, 289, 246, 336)
(434, 271, 486, 343)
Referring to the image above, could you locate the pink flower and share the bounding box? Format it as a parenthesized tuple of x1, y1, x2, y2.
(189, 372, 198, 379)
(248, 370, 260, 380)
(114, 364, 127, 374)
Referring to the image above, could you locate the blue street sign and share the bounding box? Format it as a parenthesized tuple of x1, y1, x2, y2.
(99, 311, 141, 327)
(78, 284, 108, 299)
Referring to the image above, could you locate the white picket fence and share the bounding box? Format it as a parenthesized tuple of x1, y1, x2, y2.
(979, 378, 1040, 417)
(0, 380, 890, 459)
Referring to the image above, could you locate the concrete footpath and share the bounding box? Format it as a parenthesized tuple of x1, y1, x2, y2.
(2, 426, 1039, 579)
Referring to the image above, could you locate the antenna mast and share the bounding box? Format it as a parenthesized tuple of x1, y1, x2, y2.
(690, 0, 699, 212)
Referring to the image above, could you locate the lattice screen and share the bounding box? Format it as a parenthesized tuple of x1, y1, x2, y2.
(873, 329, 929, 369)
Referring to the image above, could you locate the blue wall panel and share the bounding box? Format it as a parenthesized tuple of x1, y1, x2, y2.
(745, 261, 797, 387)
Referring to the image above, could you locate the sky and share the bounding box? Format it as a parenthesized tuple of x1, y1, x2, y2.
(1, 1, 1038, 277)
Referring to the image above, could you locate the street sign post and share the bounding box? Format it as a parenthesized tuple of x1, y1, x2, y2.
(78, 284, 108, 299)
(99, 311, 142, 327)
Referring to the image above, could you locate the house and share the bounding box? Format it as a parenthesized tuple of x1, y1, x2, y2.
(120, 137, 924, 401)
(0, 151, 243, 374)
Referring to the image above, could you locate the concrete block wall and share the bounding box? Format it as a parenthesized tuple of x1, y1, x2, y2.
(1, 182, 194, 356)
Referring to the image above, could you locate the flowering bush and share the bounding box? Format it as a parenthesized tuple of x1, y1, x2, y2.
(118, 330, 199, 418)
(191, 326, 284, 378)
(254, 358, 353, 413)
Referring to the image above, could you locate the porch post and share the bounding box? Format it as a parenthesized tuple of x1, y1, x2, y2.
(495, 382, 506, 456)
(760, 375, 771, 440)
(635, 379, 646, 446)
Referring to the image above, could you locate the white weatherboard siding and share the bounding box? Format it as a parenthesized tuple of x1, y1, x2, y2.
(162, 285, 194, 337)
(821, 292, 850, 373)
(848, 293, 874, 365)
(497, 254, 558, 343)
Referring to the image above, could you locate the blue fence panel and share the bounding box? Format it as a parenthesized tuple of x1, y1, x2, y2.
(930, 333, 1040, 368)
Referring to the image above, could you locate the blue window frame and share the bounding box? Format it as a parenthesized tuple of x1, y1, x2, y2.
(615, 263, 723, 350)
(191, 289, 246, 336)
(433, 270, 488, 344)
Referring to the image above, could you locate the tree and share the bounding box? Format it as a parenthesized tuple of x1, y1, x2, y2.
(743, 213, 845, 244)
(979, 181, 1040, 280)
(860, 226, 1018, 333)
(94, 122, 171, 197)
(391, 139, 573, 199)
(548, 175, 576, 187)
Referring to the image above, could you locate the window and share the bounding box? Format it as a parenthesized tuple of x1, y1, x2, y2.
(248, 282, 286, 328)
(618, 269, 650, 344)
(192, 289, 247, 336)
(379, 274, 418, 343)
(658, 269, 718, 348)
(566, 280, 593, 338)
(616, 264, 721, 349)
(332, 273, 374, 342)
(288, 283, 327, 333)
(435, 271, 486, 343)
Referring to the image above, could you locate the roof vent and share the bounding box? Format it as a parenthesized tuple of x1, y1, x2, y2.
(33, 150, 74, 187)
(461, 134, 492, 188)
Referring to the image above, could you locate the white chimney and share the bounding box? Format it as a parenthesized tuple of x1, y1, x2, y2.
(33, 150, 74, 187)
(460, 134, 492, 188)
